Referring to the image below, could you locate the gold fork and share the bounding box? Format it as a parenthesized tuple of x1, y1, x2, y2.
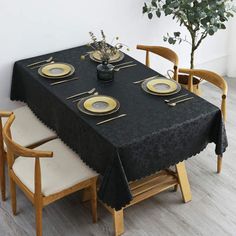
(26, 56, 53, 67)
(30, 61, 55, 69)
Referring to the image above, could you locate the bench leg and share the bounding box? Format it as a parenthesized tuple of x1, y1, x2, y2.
(173, 184, 178, 192)
(175, 161, 192, 203)
(113, 209, 124, 236)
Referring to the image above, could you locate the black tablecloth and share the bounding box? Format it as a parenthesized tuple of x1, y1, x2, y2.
(11, 45, 228, 210)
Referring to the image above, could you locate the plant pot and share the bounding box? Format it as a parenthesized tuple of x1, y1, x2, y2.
(178, 74, 201, 96)
(97, 61, 114, 82)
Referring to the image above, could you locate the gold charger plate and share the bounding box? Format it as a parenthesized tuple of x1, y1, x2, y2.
(84, 96, 117, 113)
(38, 63, 75, 79)
(146, 78, 178, 94)
(77, 95, 120, 116)
(142, 77, 181, 96)
(89, 50, 124, 63)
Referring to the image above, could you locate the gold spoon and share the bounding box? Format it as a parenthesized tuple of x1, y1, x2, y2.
(114, 64, 137, 72)
(168, 97, 194, 107)
(164, 94, 188, 103)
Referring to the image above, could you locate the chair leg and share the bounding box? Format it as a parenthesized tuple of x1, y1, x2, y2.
(175, 161, 192, 203)
(113, 209, 124, 236)
(217, 155, 222, 174)
(35, 201, 43, 236)
(0, 151, 6, 201)
(90, 180, 97, 223)
(9, 177, 17, 215)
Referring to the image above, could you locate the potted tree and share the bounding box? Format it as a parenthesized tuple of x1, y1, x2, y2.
(142, 0, 235, 93)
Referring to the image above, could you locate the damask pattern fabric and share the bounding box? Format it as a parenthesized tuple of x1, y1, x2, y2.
(11, 45, 228, 209)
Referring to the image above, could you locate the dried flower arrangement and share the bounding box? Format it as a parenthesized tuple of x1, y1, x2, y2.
(81, 30, 129, 63)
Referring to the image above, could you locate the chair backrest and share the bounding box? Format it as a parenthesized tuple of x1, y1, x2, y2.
(2, 113, 53, 197)
(136, 45, 179, 81)
(0, 111, 12, 158)
(179, 68, 228, 121)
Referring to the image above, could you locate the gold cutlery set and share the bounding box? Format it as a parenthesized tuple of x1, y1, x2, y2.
(164, 94, 194, 107)
(26, 53, 193, 125)
(133, 75, 194, 106)
(65, 87, 125, 124)
(134, 76, 194, 107)
(164, 94, 188, 103)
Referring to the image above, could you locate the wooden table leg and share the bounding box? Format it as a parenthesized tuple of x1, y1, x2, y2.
(113, 209, 124, 236)
(175, 161, 192, 203)
(217, 155, 222, 174)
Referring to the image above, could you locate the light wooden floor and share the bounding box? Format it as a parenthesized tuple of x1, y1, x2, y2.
(0, 78, 235, 236)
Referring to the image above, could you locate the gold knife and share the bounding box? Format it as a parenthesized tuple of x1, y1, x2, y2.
(113, 61, 134, 67)
(96, 114, 127, 126)
(50, 77, 79, 86)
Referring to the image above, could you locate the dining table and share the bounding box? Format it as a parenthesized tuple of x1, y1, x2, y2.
(10, 44, 228, 235)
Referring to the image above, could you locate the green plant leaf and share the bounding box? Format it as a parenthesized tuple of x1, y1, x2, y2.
(156, 9, 161, 17)
(168, 37, 176, 44)
(151, 1, 157, 7)
(174, 32, 181, 37)
(142, 0, 236, 68)
(148, 12, 153, 19)
(220, 24, 226, 29)
(208, 28, 215, 35)
(142, 3, 148, 13)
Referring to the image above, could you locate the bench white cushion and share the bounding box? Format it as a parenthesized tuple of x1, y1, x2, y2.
(2, 106, 56, 148)
(12, 139, 97, 196)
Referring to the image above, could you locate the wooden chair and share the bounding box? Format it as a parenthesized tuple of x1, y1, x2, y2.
(136, 44, 179, 81)
(179, 68, 228, 173)
(0, 106, 57, 201)
(2, 113, 98, 236)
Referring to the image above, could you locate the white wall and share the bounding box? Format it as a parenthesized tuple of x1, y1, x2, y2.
(0, 0, 232, 109)
(227, 0, 236, 77)
(227, 15, 236, 77)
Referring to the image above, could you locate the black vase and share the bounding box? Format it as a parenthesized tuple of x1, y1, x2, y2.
(97, 60, 114, 82)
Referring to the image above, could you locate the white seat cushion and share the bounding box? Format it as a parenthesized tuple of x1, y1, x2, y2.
(12, 139, 97, 196)
(2, 106, 56, 148)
